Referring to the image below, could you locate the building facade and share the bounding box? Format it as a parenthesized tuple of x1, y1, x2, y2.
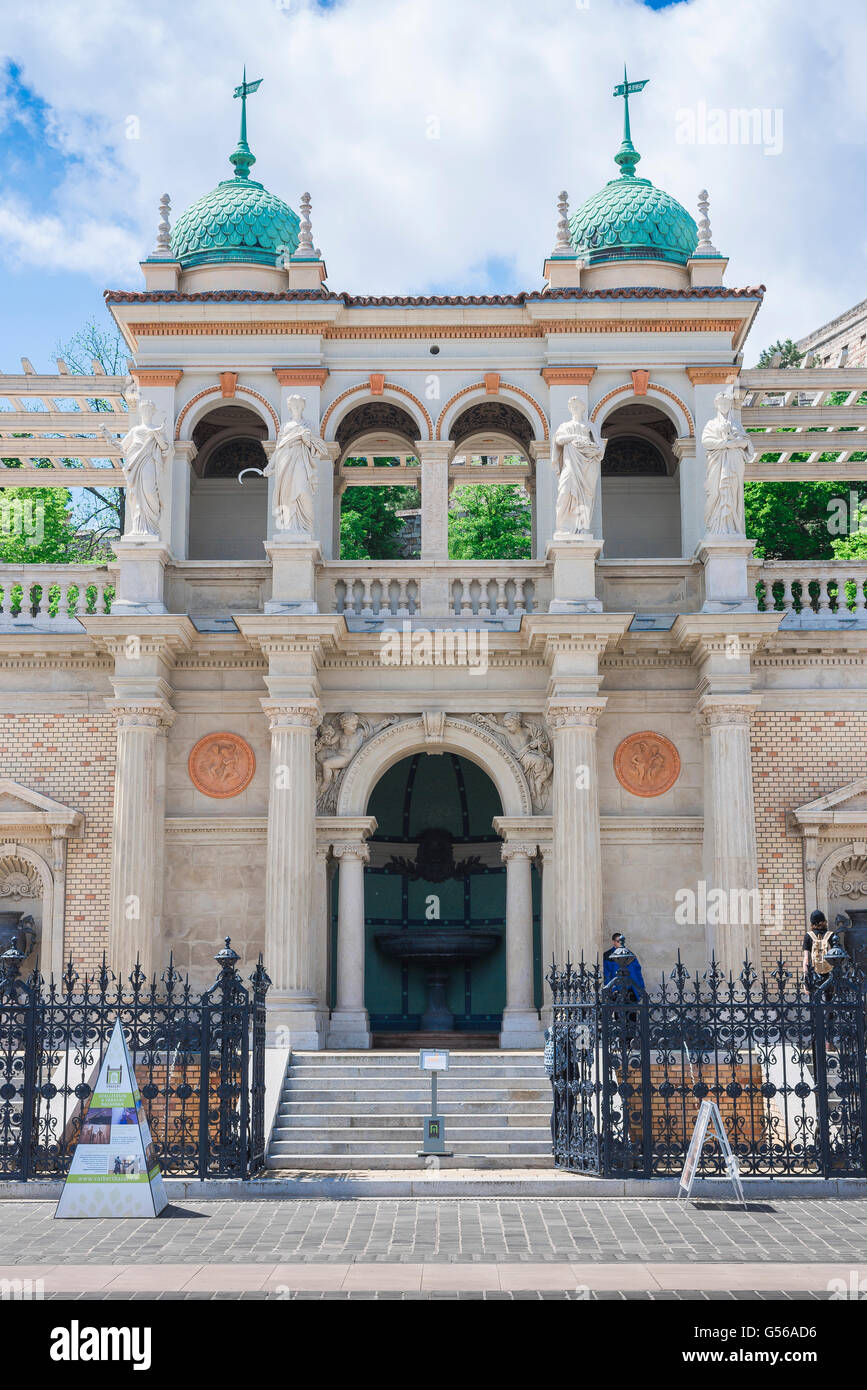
(3, 90, 867, 1050)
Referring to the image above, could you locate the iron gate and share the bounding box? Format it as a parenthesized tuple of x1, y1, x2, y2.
(0, 937, 270, 1181)
(549, 939, 867, 1179)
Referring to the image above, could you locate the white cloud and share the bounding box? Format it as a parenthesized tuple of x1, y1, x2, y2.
(0, 0, 866, 354)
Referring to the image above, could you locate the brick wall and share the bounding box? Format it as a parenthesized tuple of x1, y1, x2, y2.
(0, 712, 115, 975)
(751, 710, 867, 976)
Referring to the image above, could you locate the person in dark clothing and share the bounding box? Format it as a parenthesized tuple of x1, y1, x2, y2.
(803, 910, 833, 994)
(603, 933, 646, 997)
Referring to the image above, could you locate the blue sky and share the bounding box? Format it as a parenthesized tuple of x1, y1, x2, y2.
(1, 0, 866, 370)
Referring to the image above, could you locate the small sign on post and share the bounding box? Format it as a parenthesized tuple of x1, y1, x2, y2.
(678, 1099, 746, 1207)
(418, 1049, 452, 1157)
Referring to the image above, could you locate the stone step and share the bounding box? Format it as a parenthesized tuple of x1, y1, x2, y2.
(286, 1062, 545, 1075)
(269, 1139, 550, 1156)
(280, 1091, 549, 1107)
(273, 1128, 547, 1145)
(273, 1117, 544, 1128)
(291, 1051, 543, 1062)
(265, 1154, 553, 1170)
(276, 1106, 547, 1117)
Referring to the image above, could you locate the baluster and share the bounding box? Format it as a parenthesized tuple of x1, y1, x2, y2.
(459, 578, 473, 617)
(858, 573, 867, 614)
(513, 580, 527, 615)
(395, 580, 408, 618)
(780, 577, 795, 614)
(35, 576, 50, 619)
(816, 576, 833, 615)
(57, 580, 71, 621)
(478, 580, 493, 619)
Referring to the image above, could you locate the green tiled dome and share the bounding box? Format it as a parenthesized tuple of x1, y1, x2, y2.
(569, 175, 698, 266)
(170, 83, 299, 269)
(171, 177, 299, 268)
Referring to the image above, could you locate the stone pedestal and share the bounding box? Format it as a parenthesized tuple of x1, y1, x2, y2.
(262, 700, 326, 1047)
(546, 536, 603, 613)
(701, 698, 762, 972)
(107, 699, 173, 977)
(499, 842, 543, 1048)
(111, 539, 170, 615)
(698, 536, 756, 613)
(547, 700, 606, 966)
(328, 842, 372, 1049)
(264, 537, 321, 614)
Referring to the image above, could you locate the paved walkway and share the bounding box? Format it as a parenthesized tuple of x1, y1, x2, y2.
(0, 1197, 864, 1296)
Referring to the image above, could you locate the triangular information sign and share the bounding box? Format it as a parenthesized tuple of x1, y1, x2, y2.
(55, 1017, 168, 1219)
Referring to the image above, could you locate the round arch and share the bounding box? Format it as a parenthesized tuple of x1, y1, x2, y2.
(321, 383, 433, 443)
(591, 384, 694, 438)
(436, 383, 548, 443)
(337, 716, 533, 819)
(174, 386, 279, 442)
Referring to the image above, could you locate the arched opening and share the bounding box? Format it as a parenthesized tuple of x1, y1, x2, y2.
(188, 404, 269, 559)
(335, 402, 421, 559)
(448, 402, 534, 559)
(600, 402, 682, 558)
(344, 752, 540, 1042)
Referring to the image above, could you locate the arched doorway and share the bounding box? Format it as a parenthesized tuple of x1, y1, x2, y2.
(188, 404, 269, 559)
(349, 752, 541, 1043)
(600, 402, 682, 557)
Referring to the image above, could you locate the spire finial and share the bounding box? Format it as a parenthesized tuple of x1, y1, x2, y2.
(695, 188, 720, 255)
(154, 193, 172, 256)
(230, 67, 263, 180)
(294, 192, 315, 257)
(612, 65, 649, 178)
(552, 190, 572, 255)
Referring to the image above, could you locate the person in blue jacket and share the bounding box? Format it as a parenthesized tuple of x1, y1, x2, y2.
(602, 933, 645, 998)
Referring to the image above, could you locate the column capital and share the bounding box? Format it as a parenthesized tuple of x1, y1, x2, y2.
(697, 694, 762, 728)
(333, 842, 370, 864)
(414, 440, 454, 463)
(500, 840, 536, 862)
(261, 698, 322, 731)
(545, 697, 607, 730)
(105, 698, 175, 732)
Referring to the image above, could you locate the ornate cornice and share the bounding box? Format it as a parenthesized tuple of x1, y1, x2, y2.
(129, 368, 183, 387)
(273, 367, 329, 386)
(540, 367, 596, 385)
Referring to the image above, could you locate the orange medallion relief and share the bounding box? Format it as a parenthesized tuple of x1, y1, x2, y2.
(613, 731, 680, 798)
(188, 732, 256, 799)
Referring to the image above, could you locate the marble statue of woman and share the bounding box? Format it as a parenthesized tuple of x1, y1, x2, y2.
(265, 394, 328, 535)
(104, 398, 169, 538)
(702, 388, 756, 536)
(551, 396, 606, 535)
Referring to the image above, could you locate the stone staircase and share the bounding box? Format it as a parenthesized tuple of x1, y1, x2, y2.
(267, 1050, 551, 1170)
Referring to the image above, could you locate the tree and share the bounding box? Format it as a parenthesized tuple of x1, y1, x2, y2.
(755, 338, 805, 368)
(745, 480, 867, 559)
(0, 483, 77, 563)
(54, 317, 129, 545)
(339, 485, 419, 559)
(448, 484, 531, 560)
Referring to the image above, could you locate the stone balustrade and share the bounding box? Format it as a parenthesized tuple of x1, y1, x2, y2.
(320, 561, 548, 619)
(0, 564, 117, 628)
(755, 560, 867, 617)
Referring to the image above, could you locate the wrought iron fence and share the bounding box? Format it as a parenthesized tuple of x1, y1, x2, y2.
(0, 936, 270, 1182)
(548, 938, 867, 1179)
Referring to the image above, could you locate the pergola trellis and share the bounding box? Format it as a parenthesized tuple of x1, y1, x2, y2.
(0, 369, 131, 487)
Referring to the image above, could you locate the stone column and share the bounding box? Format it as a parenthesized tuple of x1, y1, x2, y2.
(417, 440, 453, 615)
(499, 841, 542, 1048)
(328, 841, 372, 1049)
(547, 700, 606, 967)
(537, 834, 555, 1029)
(310, 842, 331, 1012)
(108, 699, 174, 978)
(701, 698, 761, 972)
(262, 699, 326, 1047)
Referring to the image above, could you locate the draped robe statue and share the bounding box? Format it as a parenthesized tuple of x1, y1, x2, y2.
(551, 396, 606, 535)
(702, 388, 755, 536)
(109, 398, 169, 538)
(265, 394, 328, 535)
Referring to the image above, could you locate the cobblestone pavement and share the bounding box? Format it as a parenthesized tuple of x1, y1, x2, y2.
(0, 1196, 864, 1265)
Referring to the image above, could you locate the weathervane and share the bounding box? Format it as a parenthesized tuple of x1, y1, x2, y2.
(230, 66, 263, 180)
(612, 65, 648, 178)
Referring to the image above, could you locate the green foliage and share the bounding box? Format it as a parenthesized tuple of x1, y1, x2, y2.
(755, 338, 805, 368)
(831, 527, 867, 560)
(339, 486, 419, 559)
(0, 484, 78, 562)
(448, 484, 531, 560)
(745, 480, 867, 559)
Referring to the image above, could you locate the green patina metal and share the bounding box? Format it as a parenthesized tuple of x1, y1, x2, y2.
(569, 66, 698, 267)
(170, 70, 299, 269)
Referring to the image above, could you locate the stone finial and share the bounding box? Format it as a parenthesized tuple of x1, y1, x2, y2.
(154, 194, 172, 256)
(553, 190, 572, 255)
(695, 188, 720, 255)
(293, 191, 317, 259)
